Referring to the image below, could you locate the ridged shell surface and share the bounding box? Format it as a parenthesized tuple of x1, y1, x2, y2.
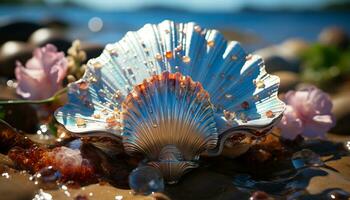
(122, 72, 217, 158)
(122, 72, 217, 182)
(55, 20, 284, 140)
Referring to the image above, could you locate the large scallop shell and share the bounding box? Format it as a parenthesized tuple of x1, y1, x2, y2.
(122, 72, 217, 182)
(55, 20, 285, 182)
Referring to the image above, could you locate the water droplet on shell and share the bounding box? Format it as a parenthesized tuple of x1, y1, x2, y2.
(165, 51, 173, 59)
(207, 40, 215, 47)
(255, 80, 265, 89)
(231, 55, 238, 60)
(182, 56, 191, 63)
(265, 110, 274, 118)
(223, 110, 236, 121)
(194, 25, 201, 32)
(76, 118, 86, 128)
(33, 166, 61, 189)
(155, 53, 162, 61)
(78, 81, 89, 90)
(224, 94, 233, 100)
(241, 101, 249, 109)
(245, 54, 253, 60)
(129, 166, 164, 195)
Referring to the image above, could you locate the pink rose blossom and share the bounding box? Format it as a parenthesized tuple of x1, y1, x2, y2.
(15, 44, 68, 100)
(278, 86, 335, 139)
(278, 105, 303, 140)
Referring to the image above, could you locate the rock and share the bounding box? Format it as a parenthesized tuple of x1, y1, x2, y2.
(306, 168, 350, 194)
(40, 18, 69, 30)
(80, 43, 104, 60)
(0, 119, 35, 153)
(28, 28, 72, 52)
(221, 143, 251, 159)
(263, 55, 296, 73)
(326, 156, 350, 180)
(220, 29, 261, 45)
(255, 39, 309, 73)
(1, 103, 39, 133)
(331, 92, 350, 134)
(0, 41, 34, 78)
(318, 26, 349, 49)
(0, 21, 42, 45)
(273, 71, 300, 92)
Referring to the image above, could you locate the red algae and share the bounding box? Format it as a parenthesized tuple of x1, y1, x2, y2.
(8, 145, 97, 184)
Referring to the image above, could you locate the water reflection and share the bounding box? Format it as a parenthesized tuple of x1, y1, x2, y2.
(291, 149, 324, 170)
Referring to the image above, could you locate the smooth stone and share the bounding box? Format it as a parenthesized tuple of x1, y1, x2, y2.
(325, 156, 350, 180)
(0, 41, 34, 78)
(40, 18, 69, 29)
(306, 168, 350, 194)
(273, 71, 300, 92)
(221, 142, 251, 158)
(318, 26, 349, 49)
(80, 43, 104, 60)
(0, 21, 42, 44)
(29, 28, 72, 51)
(220, 29, 261, 45)
(0, 103, 39, 134)
(255, 38, 309, 73)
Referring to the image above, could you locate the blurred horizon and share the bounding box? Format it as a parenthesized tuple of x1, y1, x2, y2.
(1, 0, 350, 12)
(0, 0, 349, 52)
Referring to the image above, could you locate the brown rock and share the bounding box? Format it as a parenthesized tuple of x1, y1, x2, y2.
(255, 38, 309, 73)
(318, 26, 349, 49)
(306, 168, 350, 194)
(0, 41, 33, 78)
(29, 28, 71, 51)
(273, 71, 300, 92)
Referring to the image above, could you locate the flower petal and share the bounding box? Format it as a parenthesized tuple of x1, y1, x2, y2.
(278, 105, 304, 140)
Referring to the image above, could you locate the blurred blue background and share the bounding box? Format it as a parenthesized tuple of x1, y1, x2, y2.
(0, 0, 349, 50)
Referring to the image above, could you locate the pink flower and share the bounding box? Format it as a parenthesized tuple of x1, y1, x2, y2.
(15, 44, 68, 100)
(278, 105, 303, 140)
(278, 86, 335, 139)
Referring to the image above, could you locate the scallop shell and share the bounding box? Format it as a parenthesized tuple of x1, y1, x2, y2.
(122, 72, 217, 182)
(55, 20, 285, 182)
